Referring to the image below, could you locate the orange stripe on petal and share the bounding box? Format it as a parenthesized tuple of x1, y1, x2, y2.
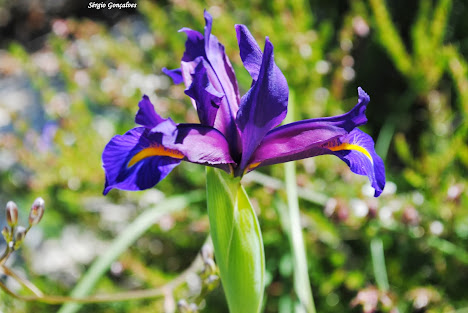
(246, 161, 261, 172)
(127, 144, 184, 168)
(322, 140, 373, 163)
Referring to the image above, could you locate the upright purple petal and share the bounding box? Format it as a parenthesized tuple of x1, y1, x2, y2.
(203, 11, 240, 110)
(201, 11, 240, 149)
(236, 38, 289, 173)
(102, 127, 182, 195)
(235, 24, 263, 81)
(177, 11, 241, 154)
(184, 58, 224, 127)
(179, 28, 206, 62)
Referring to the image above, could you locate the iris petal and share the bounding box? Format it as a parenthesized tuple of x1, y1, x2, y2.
(179, 28, 206, 62)
(162, 68, 184, 84)
(104, 95, 236, 194)
(246, 88, 385, 196)
(236, 38, 289, 173)
(102, 127, 182, 195)
(177, 11, 241, 152)
(324, 129, 385, 197)
(135, 95, 166, 129)
(184, 58, 225, 127)
(235, 24, 263, 81)
(162, 123, 235, 170)
(247, 88, 371, 168)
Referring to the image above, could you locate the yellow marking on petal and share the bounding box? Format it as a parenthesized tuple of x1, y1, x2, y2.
(127, 144, 184, 168)
(246, 162, 261, 172)
(323, 141, 373, 163)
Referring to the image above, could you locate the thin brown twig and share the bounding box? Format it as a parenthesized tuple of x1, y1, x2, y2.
(0, 243, 205, 305)
(0, 265, 44, 297)
(0, 249, 12, 267)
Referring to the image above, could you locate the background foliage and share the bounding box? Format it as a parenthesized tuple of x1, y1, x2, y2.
(0, 0, 467, 312)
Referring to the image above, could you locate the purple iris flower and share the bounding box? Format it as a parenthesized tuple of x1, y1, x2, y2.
(102, 11, 385, 197)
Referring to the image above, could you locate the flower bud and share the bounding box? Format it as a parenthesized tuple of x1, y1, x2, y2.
(14, 226, 27, 250)
(200, 244, 214, 262)
(29, 197, 45, 226)
(2, 226, 11, 243)
(177, 300, 198, 313)
(203, 258, 217, 276)
(402, 206, 420, 226)
(204, 274, 219, 291)
(6, 201, 18, 227)
(177, 300, 191, 313)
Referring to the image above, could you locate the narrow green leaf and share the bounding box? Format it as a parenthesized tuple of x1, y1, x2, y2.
(206, 167, 265, 313)
(428, 236, 468, 264)
(431, 0, 452, 48)
(283, 90, 316, 313)
(370, 237, 389, 291)
(369, 0, 412, 76)
(58, 191, 203, 313)
(284, 161, 316, 313)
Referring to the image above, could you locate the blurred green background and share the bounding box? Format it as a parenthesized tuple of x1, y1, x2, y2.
(0, 0, 467, 312)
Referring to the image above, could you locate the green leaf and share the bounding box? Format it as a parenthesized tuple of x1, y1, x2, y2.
(206, 167, 265, 313)
(57, 191, 203, 313)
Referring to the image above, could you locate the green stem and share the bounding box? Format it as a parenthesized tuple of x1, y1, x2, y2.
(283, 90, 316, 313)
(244, 171, 328, 206)
(206, 167, 265, 313)
(370, 237, 389, 291)
(375, 118, 395, 163)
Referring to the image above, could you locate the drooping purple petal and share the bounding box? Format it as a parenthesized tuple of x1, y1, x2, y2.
(236, 38, 289, 172)
(235, 24, 263, 81)
(184, 58, 224, 127)
(135, 95, 234, 167)
(103, 121, 236, 194)
(164, 123, 235, 171)
(246, 123, 347, 169)
(162, 68, 184, 84)
(247, 128, 384, 197)
(246, 87, 371, 169)
(102, 127, 182, 195)
(244, 87, 384, 196)
(324, 129, 385, 197)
